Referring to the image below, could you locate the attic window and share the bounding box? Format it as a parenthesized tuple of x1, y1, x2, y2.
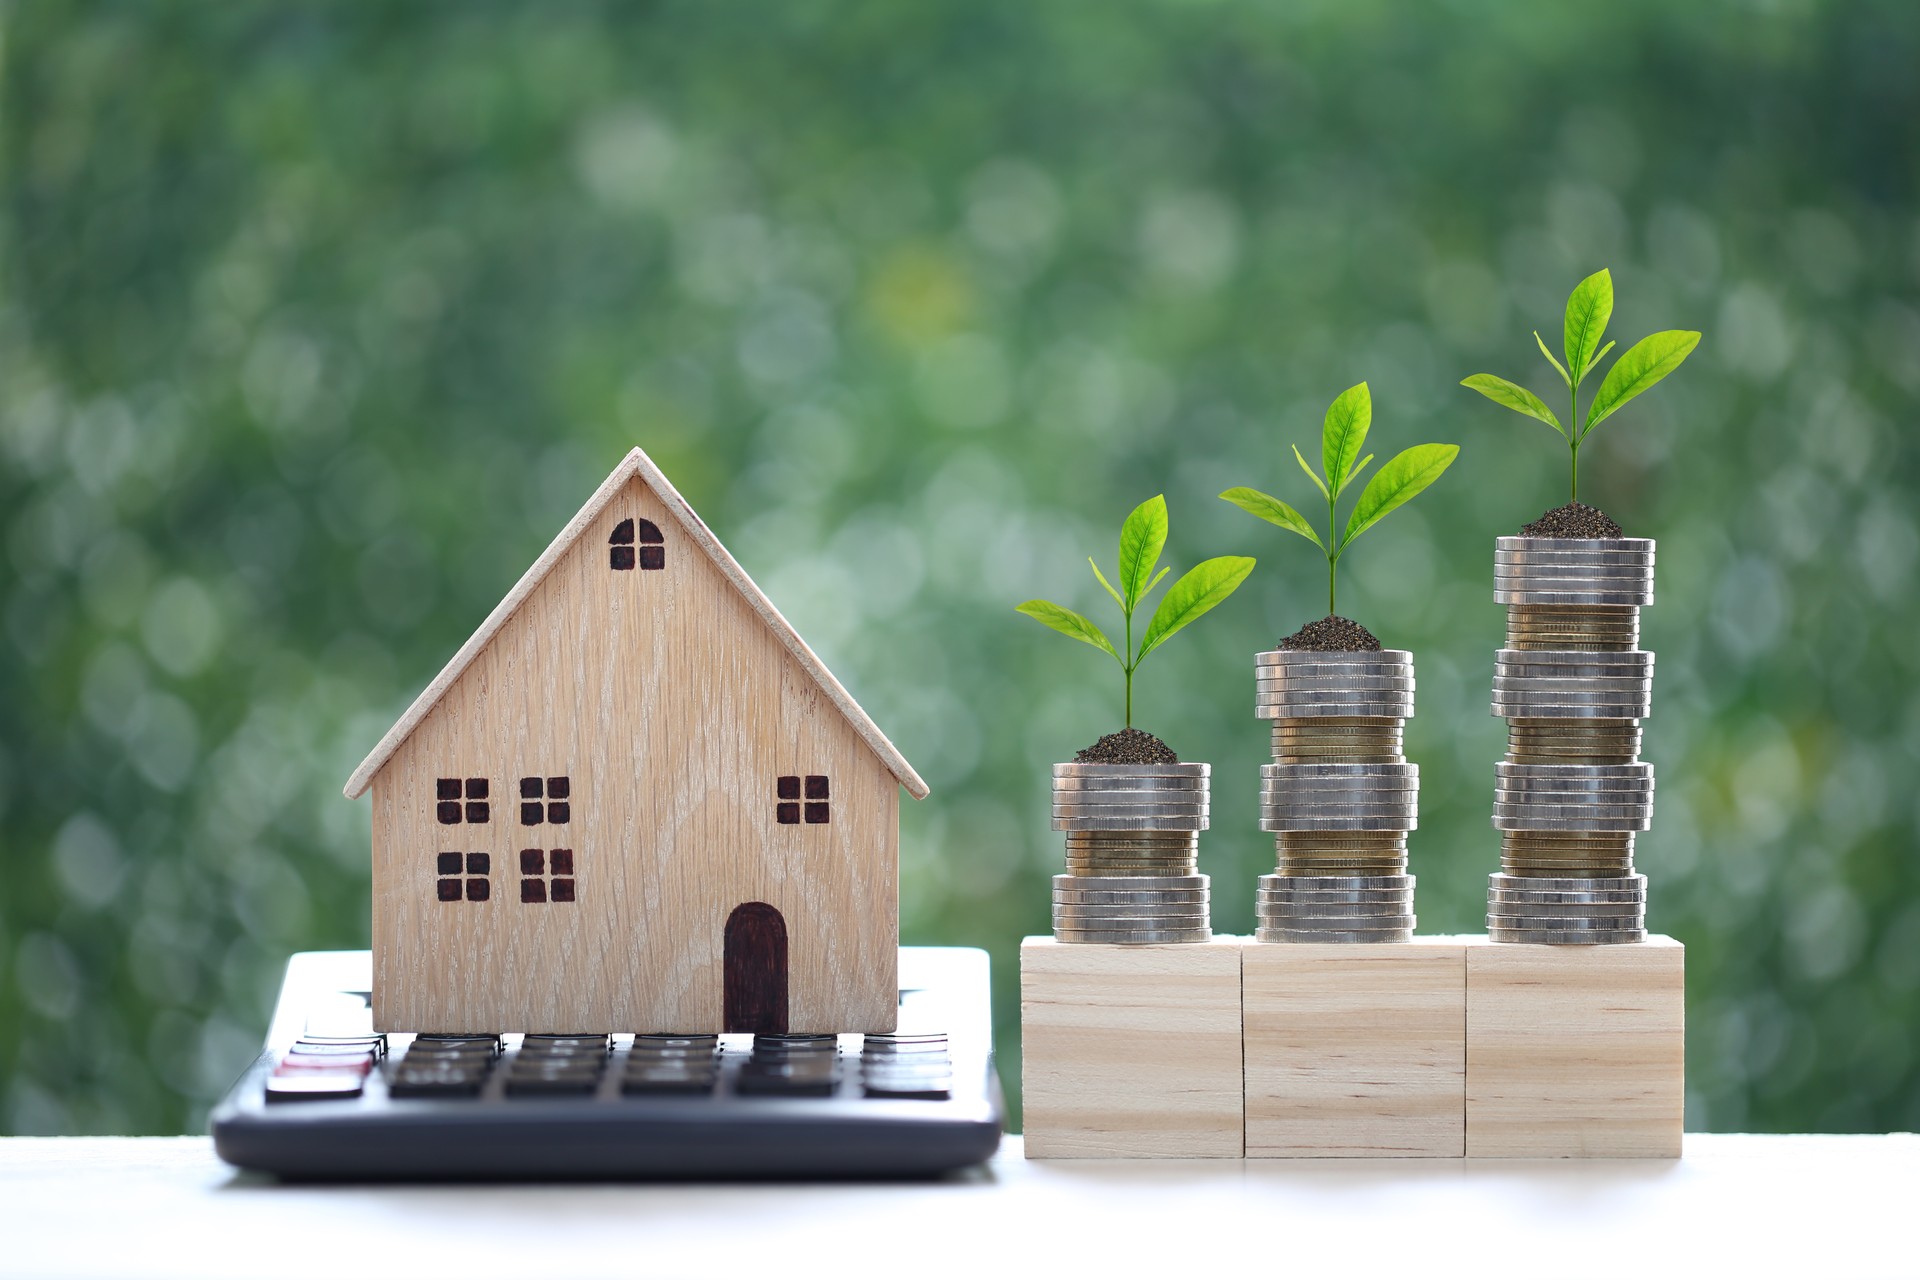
(520, 775, 571, 825)
(776, 775, 830, 824)
(611, 518, 665, 571)
(437, 778, 490, 825)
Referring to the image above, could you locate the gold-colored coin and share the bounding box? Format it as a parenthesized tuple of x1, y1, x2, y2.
(1504, 603, 1640, 651)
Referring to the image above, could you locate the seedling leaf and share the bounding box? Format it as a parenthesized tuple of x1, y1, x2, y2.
(1088, 557, 1124, 609)
(1582, 339, 1616, 381)
(1583, 330, 1701, 434)
(1291, 444, 1330, 500)
(1343, 444, 1460, 546)
(1117, 494, 1168, 609)
(1015, 600, 1121, 663)
(1137, 556, 1257, 661)
(1534, 331, 1572, 387)
(1145, 565, 1171, 594)
(1219, 487, 1325, 551)
(1321, 382, 1371, 498)
(1460, 374, 1565, 436)
(1563, 268, 1613, 383)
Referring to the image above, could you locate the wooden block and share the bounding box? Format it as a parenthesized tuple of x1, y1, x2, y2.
(1243, 939, 1467, 1157)
(1021, 936, 1243, 1158)
(1465, 934, 1684, 1158)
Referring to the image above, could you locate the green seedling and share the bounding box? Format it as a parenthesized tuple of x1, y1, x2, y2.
(1461, 268, 1700, 505)
(1016, 495, 1254, 727)
(1220, 382, 1458, 617)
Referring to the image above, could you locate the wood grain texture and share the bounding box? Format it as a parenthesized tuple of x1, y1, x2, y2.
(346, 447, 927, 801)
(1465, 934, 1684, 1158)
(367, 471, 900, 1034)
(1243, 940, 1466, 1157)
(1021, 936, 1244, 1159)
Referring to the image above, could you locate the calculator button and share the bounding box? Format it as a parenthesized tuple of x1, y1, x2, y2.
(278, 1051, 375, 1077)
(266, 1073, 365, 1102)
(861, 1033, 952, 1099)
(289, 1040, 382, 1058)
(738, 1037, 840, 1097)
(620, 1063, 718, 1096)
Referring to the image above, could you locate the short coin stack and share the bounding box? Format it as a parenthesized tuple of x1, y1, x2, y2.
(1254, 650, 1417, 942)
(1051, 762, 1210, 944)
(1488, 536, 1655, 943)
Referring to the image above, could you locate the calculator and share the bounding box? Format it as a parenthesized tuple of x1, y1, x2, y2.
(211, 946, 1003, 1178)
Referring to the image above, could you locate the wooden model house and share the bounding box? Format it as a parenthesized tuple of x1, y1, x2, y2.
(344, 447, 928, 1035)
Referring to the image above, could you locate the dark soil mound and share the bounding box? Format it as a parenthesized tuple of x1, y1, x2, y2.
(1279, 615, 1381, 651)
(1521, 502, 1623, 538)
(1075, 728, 1179, 764)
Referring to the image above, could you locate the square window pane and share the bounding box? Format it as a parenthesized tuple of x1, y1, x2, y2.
(548, 776, 570, 799)
(465, 778, 489, 799)
(805, 775, 829, 799)
(639, 546, 665, 570)
(521, 879, 547, 904)
(437, 852, 462, 875)
(805, 802, 830, 824)
(520, 849, 544, 875)
(437, 802, 462, 825)
(610, 518, 636, 545)
(467, 878, 491, 902)
(521, 777, 543, 798)
(436, 779, 461, 800)
(437, 879, 462, 902)
(549, 848, 574, 875)
(610, 546, 636, 571)
(466, 852, 490, 875)
(465, 802, 490, 824)
(776, 803, 800, 825)
(548, 802, 570, 824)
(777, 775, 801, 800)
(551, 879, 576, 903)
(521, 802, 544, 826)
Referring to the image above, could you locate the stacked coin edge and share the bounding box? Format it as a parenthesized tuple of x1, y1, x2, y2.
(1051, 762, 1212, 944)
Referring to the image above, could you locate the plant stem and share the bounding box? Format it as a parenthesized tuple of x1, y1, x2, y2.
(1327, 483, 1339, 616)
(1123, 605, 1134, 727)
(1570, 380, 1580, 504)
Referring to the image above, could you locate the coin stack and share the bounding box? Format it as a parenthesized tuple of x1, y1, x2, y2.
(1254, 650, 1417, 942)
(1488, 536, 1655, 944)
(1051, 762, 1211, 944)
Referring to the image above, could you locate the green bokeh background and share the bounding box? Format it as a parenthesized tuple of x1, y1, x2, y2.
(3, 2, 1917, 1136)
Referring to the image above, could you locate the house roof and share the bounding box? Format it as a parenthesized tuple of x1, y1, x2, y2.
(343, 446, 930, 801)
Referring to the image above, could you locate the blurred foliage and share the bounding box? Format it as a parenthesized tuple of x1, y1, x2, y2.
(2, 0, 1918, 1137)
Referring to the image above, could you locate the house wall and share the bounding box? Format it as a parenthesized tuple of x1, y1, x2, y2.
(368, 474, 899, 1033)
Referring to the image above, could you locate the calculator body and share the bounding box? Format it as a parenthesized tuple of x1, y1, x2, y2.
(211, 946, 1002, 1179)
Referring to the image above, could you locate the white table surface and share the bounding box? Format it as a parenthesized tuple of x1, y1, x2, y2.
(3, 1134, 1914, 1280)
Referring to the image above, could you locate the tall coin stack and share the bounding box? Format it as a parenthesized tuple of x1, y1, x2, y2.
(1488, 536, 1655, 943)
(1051, 763, 1211, 944)
(1254, 650, 1417, 942)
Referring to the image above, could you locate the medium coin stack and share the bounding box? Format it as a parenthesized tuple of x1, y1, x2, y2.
(1254, 650, 1417, 942)
(1489, 536, 1655, 944)
(1051, 762, 1210, 944)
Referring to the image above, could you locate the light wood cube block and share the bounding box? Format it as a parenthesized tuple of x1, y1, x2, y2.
(1020, 936, 1243, 1158)
(1465, 934, 1684, 1158)
(1243, 939, 1467, 1157)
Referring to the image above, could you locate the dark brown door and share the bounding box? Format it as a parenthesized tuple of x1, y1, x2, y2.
(723, 902, 788, 1033)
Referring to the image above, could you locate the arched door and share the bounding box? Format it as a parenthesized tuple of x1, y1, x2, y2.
(723, 902, 788, 1033)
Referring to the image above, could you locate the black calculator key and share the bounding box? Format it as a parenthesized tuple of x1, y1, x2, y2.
(390, 1062, 490, 1097)
(621, 1064, 718, 1096)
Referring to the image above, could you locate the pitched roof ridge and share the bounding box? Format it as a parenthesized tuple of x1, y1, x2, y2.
(342, 446, 928, 800)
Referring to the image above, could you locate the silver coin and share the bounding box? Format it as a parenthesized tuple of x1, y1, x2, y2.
(1492, 815, 1650, 833)
(1054, 873, 1207, 890)
(1495, 589, 1655, 607)
(1263, 761, 1418, 777)
(1052, 804, 1211, 819)
(1054, 913, 1214, 929)
(1255, 928, 1415, 944)
(1494, 566, 1655, 585)
(1495, 648, 1654, 669)
(1262, 781, 1420, 796)
(1497, 535, 1654, 551)
(1262, 800, 1419, 815)
(1259, 906, 1417, 924)
(1496, 761, 1653, 780)
(1052, 774, 1209, 790)
(1053, 762, 1209, 778)
(1053, 928, 1214, 944)
(1054, 816, 1210, 833)
(1493, 782, 1654, 800)
(1255, 648, 1412, 666)
(1493, 800, 1653, 817)
(1494, 556, 1656, 572)
(1054, 895, 1211, 909)
(1490, 872, 1644, 892)
(1488, 927, 1647, 945)
(1257, 703, 1414, 721)
(1489, 890, 1646, 907)
(1258, 894, 1415, 909)
(1486, 904, 1645, 922)
(1491, 705, 1649, 722)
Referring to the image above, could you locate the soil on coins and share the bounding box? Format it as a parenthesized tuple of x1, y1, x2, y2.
(1521, 502, 1623, 538)
(1074, 727, 1179, 764)
(1278, 615, 1381, 651)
